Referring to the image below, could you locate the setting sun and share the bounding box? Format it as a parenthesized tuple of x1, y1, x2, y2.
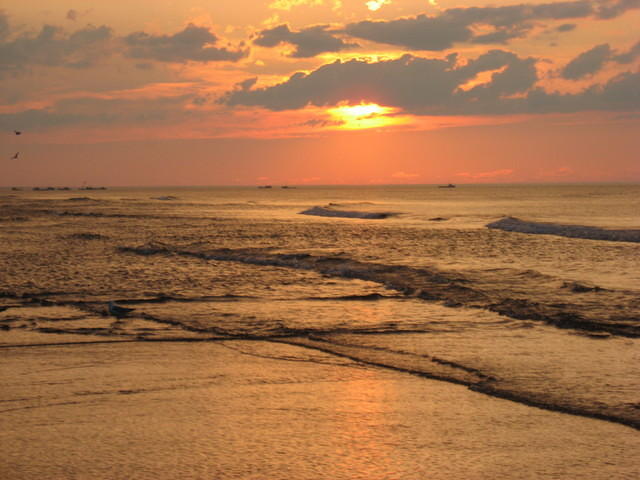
(328, 103, 404, 130)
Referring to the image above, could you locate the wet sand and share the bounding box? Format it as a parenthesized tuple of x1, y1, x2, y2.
(1, 334, 639, 480)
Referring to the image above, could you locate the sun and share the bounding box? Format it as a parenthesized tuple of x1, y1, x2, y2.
(327, 102, 404, 130)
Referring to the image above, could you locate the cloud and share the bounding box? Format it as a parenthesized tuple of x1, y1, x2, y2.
(343, 1, 637, 50)
(0, 12, 9, 41)
(221, 49, 640, 116)
(561, 44, 612, 79)
(560, 40, 640, 79)
(613, 40, 640, 64)
(391, 171, 419, 179)
(124, 24, 247, 63)
(526, 70, 640, 113)
(66, 10, 78, 21)
(544, 166, 574, 177)
(221, 50, 537, 114)
(0, 14, 247, 75)
(254, 24, 357, 58)
(456, 169, 514, 179)
(556, 23, 577, 32)
(269, 0, 342, 11)
(0, 13, 113, 76)
(594, 0, 640, 19)
(366, 0, 391, 12)
(345, 15, 472, 51)
(0, 93, 195, 130)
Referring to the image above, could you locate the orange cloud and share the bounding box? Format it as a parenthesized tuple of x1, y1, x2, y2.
(456, 169, 514, 179)
(391, 171, 419, 179)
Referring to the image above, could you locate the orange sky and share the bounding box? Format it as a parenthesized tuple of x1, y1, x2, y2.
(1, 0, 639, 186)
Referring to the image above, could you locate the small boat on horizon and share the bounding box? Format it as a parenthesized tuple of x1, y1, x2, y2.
(438, 184, 456, 188)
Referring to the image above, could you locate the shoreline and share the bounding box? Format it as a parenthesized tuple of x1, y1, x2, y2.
(2, 334, 640, 479)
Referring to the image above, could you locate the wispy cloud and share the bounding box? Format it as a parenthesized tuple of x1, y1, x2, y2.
(391, 171, 419, 179)
(269, 0, 335, 11)
(456, 169, 514, 179)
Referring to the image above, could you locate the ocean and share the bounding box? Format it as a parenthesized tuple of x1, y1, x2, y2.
(1, 183, 639, 479)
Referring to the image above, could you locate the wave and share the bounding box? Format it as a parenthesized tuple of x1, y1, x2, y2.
(487, 217, 640, 243)
(278, 336, 640, 430)
(6, 290, 639, 429)
(299, 206, 393, 219)
(67, 233, 108, 240)
(119, 244, 640, 337)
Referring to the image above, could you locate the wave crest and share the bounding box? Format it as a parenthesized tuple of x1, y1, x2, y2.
(487, 217, 640, 243)
(299, 206, 393, 219)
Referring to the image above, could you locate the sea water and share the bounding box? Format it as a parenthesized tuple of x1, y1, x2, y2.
(1, 183, 639, 478)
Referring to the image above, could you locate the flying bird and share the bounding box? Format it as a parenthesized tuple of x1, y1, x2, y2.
(14, 130, 22, 135)
(10, 152, 19, 160)
(108, 301, 136, 318)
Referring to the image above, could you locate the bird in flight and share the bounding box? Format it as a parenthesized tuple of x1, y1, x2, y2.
(14, 130, 22, 135)
(10, 152, 19, 160)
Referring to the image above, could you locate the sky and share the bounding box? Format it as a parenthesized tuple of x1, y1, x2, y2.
(1, 0, 639, 186)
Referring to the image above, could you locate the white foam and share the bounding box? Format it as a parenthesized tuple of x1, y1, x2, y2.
(487, 217, 640, 243)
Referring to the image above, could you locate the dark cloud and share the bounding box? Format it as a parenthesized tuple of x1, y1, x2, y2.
(556, 23, 577, 32)
(559, 40, 640, 79)
(344, 15, 472, 51)
(124, 24, 247, 63)
(221, 50, 537, 114)
(254, 24, 357, 58)
(0, 12, 10, 41)
(561, 44, 612, 79)
(221, 49, 640, 116)
(343, 1, 635, 51)
(528, 70, 640, 113)
(0, 14, 245, 74)
(613, 40, 640, 63)
(0, 13, 113, 76)
(594, 0, 640, 19)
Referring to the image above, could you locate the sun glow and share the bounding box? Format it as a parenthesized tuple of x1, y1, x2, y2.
(366, 0, 390, 11)
(328, 102, 404, 130)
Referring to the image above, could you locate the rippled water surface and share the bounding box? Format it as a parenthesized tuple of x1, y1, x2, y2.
(1, 184, 639, 478)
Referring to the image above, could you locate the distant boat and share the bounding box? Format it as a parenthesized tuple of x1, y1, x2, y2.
(438, 184, 456, 188)
(281, 186, 296, 189)
(258, 185, 272, 189)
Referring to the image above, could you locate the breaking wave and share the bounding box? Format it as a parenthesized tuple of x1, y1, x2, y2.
(299, 206, 393, 219)
(119, 244, 640, 338)
(487, 217, 640, 243)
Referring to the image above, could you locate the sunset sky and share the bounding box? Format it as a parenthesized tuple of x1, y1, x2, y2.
(1, 0, 639, 186)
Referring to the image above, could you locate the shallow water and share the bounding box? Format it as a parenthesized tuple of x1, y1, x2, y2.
(1, 184, 639, 476)
(2, 341, 640, 480)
